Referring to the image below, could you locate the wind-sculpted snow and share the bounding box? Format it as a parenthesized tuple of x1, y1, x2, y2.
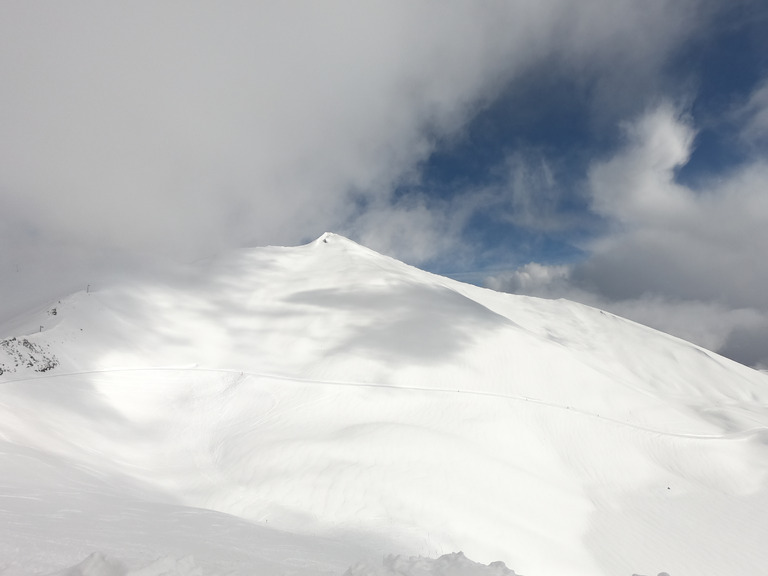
(47, 554, 202, 576)
(1, 233, 767, 576)
(38, 551, 517, 576)
(345, 552, 518, 576)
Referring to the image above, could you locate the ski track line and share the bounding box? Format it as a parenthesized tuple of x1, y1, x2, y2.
(1, 365, 766, 442)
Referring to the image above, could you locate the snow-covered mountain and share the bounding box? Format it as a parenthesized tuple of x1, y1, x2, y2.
(2, 233, 767, 576)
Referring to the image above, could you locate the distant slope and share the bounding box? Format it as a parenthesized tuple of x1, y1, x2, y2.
(1, 233, 767, 576)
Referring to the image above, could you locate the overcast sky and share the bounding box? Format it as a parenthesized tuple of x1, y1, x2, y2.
(1, 1, 767, 367)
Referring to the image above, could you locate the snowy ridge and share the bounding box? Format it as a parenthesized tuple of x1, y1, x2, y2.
(0, 336, 58, 375)
(1, 234, 768, 576)
(345, 552, 518, 576)
(43, 551, 517, 576)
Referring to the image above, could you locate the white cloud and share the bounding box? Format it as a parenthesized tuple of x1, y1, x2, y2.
(343, 195, 470, 265)
(488, 97, 768, 367)
(488, 260, 768, 367)
(609, 298, 768, 355)
(0, 0, 720, 319)
(589, 104, 697, 224)
(583, 103, 768, 309)
(737, 79, 768, 146)
(0, 1, 712, 252)
(493, 153, 572, 232)
(485, 262, 570, 295)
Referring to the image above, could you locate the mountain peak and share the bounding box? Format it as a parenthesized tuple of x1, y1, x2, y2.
(315, 231, 337, 244)
(308, 231, 389, 262)
(312, 231, 361, 248)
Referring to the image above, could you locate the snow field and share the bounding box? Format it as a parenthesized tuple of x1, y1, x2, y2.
(1, 233, 768, 575)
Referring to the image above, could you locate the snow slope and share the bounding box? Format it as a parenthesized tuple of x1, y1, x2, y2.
(1, 233, 767, 575)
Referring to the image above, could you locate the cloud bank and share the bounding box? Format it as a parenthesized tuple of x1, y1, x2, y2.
(4, 0, 764, 368)
(1, 2, 705, 253)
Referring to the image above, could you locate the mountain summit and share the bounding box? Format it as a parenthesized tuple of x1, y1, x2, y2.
(2, 235, 768, 576)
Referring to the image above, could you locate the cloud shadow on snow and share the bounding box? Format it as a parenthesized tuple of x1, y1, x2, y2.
(285, 282, 515, 366)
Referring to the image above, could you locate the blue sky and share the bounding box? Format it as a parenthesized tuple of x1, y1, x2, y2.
(1, 1, 767, 367)
(421, 3, 767, 274)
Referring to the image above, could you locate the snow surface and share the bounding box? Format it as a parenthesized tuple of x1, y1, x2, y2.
(1, 232, 768, 575)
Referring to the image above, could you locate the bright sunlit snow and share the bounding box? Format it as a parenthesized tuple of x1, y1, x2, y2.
(1, 233, 767, 576)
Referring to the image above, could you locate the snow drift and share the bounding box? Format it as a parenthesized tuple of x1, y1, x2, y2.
(1, 233, 767, 576)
